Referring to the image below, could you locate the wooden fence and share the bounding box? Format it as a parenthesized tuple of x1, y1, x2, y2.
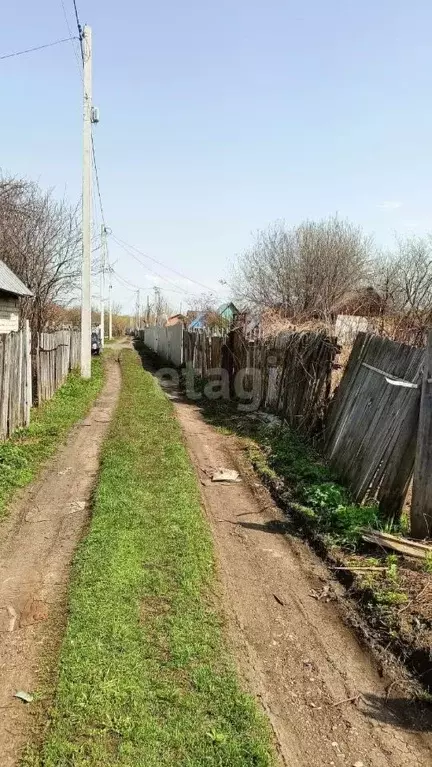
(0, 322, 32, 438)
(0, 327, 82, 439)
(141, 326, 338, 434)
(325, 333, 424, 521)
(36, 330, 81, 403)
(142, 324, 183, 367)
(230, 329, 337, 432)
(141, 324, 432, 536)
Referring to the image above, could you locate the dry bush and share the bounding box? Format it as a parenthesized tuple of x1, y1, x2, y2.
(259, 308, 332, 338)
(234, 215, 372, 320)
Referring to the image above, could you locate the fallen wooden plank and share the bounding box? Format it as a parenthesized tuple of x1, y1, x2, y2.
(331, 566, 387, 572)
(361, 529, 432, 559)
(211, 468, 241, 483)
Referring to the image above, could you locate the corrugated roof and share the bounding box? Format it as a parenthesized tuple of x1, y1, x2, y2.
(0, 260, 33, 297)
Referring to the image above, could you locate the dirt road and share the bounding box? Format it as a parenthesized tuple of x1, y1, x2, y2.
(170, 391, 432, 767)
(0, 357, 120, 766)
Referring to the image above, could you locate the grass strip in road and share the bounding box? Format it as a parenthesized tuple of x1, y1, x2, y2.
(28, 350, 274, 767)
(0, 358, 103, 519)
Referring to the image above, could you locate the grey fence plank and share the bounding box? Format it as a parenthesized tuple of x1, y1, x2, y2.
(326, 332, 425, 520)
(411, 332, 432, 538)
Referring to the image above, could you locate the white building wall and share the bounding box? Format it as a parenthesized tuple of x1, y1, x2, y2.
(0, 294, 19, 333)
(335, 314, 370, 345)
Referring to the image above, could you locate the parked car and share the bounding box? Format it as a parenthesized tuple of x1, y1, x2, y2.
(91, 332, 101, 355)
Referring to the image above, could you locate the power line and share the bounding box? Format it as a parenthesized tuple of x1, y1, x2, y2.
(111, 237, 200, 295)
(112, 270, 139, 292)
(112, 267, 195, 297)
(71, 0, 84, 61)
(111, 233, 217, 294)
(72, 0, 83, 35)
(59, 0, 83, 74)
(0, 36, 77, 61)
(91, 135, 106, 226)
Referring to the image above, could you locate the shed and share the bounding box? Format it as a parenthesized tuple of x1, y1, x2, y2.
(0, 260, 33, 333)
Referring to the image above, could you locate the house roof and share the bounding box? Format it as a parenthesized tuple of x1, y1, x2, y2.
(166, 314, 187, 327)
(188, 312, 206, 330)
(0, 260, 33, 297)
(217, 302, 238, 315)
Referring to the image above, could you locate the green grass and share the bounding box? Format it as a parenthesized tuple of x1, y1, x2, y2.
(194, 396, 384, 550)
(243, 422, 383, 549)
(0, 359, 103, 519)
(27, 350, 274, 767)
(243, 424, 413, 610)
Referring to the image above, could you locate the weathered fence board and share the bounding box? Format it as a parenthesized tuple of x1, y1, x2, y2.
(142, 325, 337, 434)
(411, 332, 432, 538)
(142, 324, 183, 366)
(141, 323, 432, 535)
(325, 333, 424, 518)
(0, 334, 11, 438)
(36, 329, 81, 404)
(0, 322, 32, 439)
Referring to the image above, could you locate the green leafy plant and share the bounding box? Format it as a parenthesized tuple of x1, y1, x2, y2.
(375, 589, 408, 606)
(386, 554, 399, 582)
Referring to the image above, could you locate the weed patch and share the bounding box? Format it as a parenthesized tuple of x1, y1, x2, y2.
(244, 422, 383, 548)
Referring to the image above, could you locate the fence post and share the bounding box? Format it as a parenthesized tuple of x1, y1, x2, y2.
(24, 320, 32, 425)
(221, 330, 235, 397)
(1, 334, 10, 437)
(36, 333, 41, 404)
(411, 331, 432, 538)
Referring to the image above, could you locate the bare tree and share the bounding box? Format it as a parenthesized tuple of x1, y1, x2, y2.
(0, 175, 81, 334)
(234, 215, 373, 320)
(372, 235, 432, 344)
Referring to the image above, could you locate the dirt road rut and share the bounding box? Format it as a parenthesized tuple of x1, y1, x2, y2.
(172, 393, 432, 767)
(0, 358, 120, 766)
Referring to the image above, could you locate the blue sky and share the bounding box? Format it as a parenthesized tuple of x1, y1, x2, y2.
(2, 1, 432, 313)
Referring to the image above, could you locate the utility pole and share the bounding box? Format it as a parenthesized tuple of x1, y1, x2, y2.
(136, 289, 141, 330)
(100, 223, 106, 348)
(146, 294, 150, 325)
(80, 25, 92, 379)
(154, 286, 161, 325)
(108, 266, 113, 339)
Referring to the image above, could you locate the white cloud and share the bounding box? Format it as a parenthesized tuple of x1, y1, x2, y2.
(377, 200, 403, 210)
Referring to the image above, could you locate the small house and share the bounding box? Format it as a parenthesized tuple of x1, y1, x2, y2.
(217, 302, 239, 323)
(0, 260, 33, 333)
(166, 313, 187, 328)
(188, 312, 207, 331)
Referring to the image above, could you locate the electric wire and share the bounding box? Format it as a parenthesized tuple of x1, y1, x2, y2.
(0, 37, 77, 61)
(71, 0, 84, 61)
(59, 0, 83, 75)
(111, 233, 217, 294)
(111, 237, 201, 296)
